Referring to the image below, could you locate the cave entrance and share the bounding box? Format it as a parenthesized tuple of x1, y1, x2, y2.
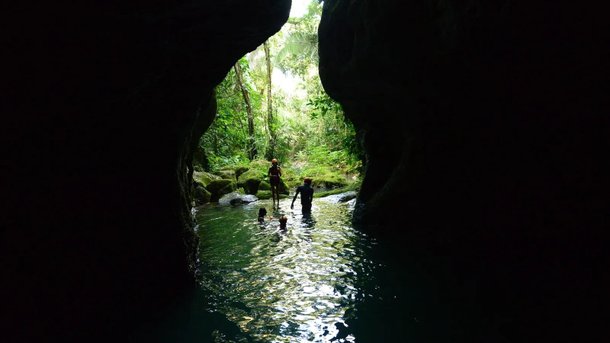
(184, 3, 370, 341)
(192, 0, 363, 205)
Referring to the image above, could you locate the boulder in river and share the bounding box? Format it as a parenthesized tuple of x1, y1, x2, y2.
(193, 171, 221, 187)
(219, 192, 258, 206)
(207, 179, 237, 202)
(193, 183, 212, 205)
(320, 191, 358, 204)
(237, 169, 264, 194)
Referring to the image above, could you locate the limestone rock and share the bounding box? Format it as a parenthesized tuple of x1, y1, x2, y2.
(193, 171, 221, 187)
(207, 179, 237, 201)
(193, 183, 212, 205)
(219, 192, 258, 206)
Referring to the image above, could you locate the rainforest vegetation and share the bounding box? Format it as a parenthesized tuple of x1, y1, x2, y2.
(193, 1, 363, 203)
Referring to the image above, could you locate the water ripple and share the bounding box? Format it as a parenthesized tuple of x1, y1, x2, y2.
(195, 196, 376, 342)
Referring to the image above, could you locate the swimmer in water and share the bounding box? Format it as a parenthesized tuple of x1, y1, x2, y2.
(279, 215, 287, 231)
(258, 207, 267, 223)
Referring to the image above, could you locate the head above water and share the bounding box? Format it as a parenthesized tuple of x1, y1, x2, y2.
(279, 215, 287, 228)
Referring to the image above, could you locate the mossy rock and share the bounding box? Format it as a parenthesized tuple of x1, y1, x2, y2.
(278, 178, 289, 195)
(258, 181, 271, 191)
(237, 169, 267, 194)
(206, 179, 234, 193)
(237, 169, 266, 184)
(193, 184, 211, 205)
(218, 169, 236, 180)
(278, 168, 298, 186)
(256, 190, 272, 199)
(242, 180, 261, 195)
(312, 175, 348, 189)
(207, 179, 237, 201)
(258, 178, 289, 194)
(219, 182, 237, 195)
(193, 171, 221, 187)
(235, 166, 249, 179)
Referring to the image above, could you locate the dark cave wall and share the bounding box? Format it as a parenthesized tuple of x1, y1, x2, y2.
(1, 1, 290, 340)
(319, 0, 608, 340)
(1, 0, 607, 341)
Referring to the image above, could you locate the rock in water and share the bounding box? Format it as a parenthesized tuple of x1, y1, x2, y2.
(229, 198, 244, 206)
(219, 192, 259, 206)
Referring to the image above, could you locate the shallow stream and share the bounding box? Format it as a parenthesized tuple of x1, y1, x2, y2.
(129, 192, 485, 342)
(194, 195, 379, 342)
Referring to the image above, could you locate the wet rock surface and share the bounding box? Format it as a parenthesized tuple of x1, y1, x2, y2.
(319, 0, 609, 341)
(1, 1, 608, 341)
(319, 191, 358, 204)
(219, 192, 259, 206)
(1, 1, 290, 341)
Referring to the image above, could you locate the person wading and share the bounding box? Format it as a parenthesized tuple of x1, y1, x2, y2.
(290, 178, 314, 214)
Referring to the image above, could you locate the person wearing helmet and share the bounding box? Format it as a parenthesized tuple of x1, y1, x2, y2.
(268, 158, 282, 207)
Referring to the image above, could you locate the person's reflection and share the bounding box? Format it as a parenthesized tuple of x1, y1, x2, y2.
(301, 211, 316, 229)
(299, 211, 316, 243)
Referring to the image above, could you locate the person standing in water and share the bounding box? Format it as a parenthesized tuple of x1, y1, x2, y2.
(290, 178, 314, 214)
(268, 158, 282, 207)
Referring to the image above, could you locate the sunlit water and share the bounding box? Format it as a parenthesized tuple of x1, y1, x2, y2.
(194, 195, 378, 343)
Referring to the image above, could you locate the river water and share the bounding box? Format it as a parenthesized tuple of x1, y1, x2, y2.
(193, 195, 379, 342)
(127, 193, 470, 342)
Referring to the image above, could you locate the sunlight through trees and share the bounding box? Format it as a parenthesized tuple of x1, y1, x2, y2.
(199, 1, 362, 186)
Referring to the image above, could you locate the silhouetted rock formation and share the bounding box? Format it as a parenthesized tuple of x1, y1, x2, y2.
(319, 0, 608, 341)
(1, 1, 289, 341)
(2, 0, 608, 341)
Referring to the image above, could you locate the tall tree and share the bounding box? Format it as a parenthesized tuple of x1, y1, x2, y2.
(234, 62, 257, 160)
(275, 1, 322, 78)
(263, 41, 276, 160)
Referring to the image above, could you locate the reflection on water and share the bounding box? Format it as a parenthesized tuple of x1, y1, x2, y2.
(195, 196, 377, 342)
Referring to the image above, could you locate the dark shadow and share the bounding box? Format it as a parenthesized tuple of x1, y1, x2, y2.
(128, 287, 245, 343)
(301, 211, 316, 229)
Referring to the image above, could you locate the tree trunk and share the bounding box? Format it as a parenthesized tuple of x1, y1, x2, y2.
(233, 62, 257, 160)
(263, 41, 276, 160)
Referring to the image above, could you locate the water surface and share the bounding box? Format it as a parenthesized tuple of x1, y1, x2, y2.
(194, 196, 378, 342)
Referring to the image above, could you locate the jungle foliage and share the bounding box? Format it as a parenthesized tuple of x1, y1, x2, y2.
(198, 1, 362, 187)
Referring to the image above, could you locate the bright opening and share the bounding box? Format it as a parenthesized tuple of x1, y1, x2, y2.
(193, 0, 363, 202)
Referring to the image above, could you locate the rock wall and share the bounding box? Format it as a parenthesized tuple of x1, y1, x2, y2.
(319, 0, 608, 341)
(1, 1, 290, 341)
(2, 0, 608, 341)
